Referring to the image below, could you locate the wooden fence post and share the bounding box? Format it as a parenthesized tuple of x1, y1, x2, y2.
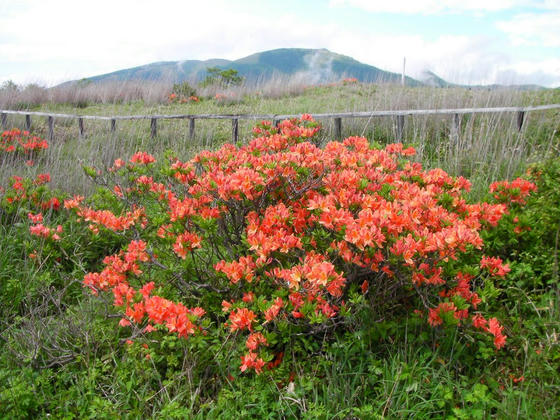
(151, 118, 157, 139)
(25, 114, 31, 131)
(450, 113, 460, 145)
(110, 119, 116, 133)
(516, 111, 525, 131)
(189, 118, 195, 139)
(232, 118, 239, 143)
(334, 117, 342, 139)
(396, 115, 405, 140)
(1, 112, 6, 130)
(47, 116, 54, 141)
(273, 119, 280, 128)
(78, 117, 84, 138)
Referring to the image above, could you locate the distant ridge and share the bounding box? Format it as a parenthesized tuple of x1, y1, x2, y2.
(418, 69, 546, 91)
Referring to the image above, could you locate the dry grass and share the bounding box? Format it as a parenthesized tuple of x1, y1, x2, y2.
(0, 80, 173, 109)
(1, 79, 559, 197)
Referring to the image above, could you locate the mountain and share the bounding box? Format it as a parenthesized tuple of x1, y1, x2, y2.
(419, 70, 456, 88)
(65, 48, 547, 90)
(73, 48, 421, 86)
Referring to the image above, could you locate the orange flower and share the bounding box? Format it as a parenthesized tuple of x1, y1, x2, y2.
(130, 151, 155, 165)
(246, 332, 267, 351)
(480, 256, 510, 277)
(173, 231, 202, 258)
(229, 308, 257, 332)
(264, 297, 284, 322)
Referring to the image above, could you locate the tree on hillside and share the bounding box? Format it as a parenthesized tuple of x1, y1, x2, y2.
(1, 80, 19, 92)
(201, 67, 244, 87)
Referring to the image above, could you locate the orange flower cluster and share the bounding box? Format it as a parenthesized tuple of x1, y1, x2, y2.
(63, 195, 85, 210)
(169, 160, 196, 184)
(130, 151, 156, 165)
(168, 93, 199, 103)
(240, 351, 265, 374)
(28, 211, 63, 241)
(1, 129, 48, 154)
(73, 206, 146, 233)
(490, 177, 537, 204)
(471, 315, 507, 349)
(245, 332, 267, 351)
(2, 174, 61, 211)
(439, 272, 482, 308)
(246, 204, 303, 257)
(215, 256, 256, 284)
(83, 239, 205, 339)
(264, 297, 285, 321)
(251, 114, 320, 140)
(272, 252, 345, 298)
(480, 256, 511, 277)
(228, 307, 257, 332)
(173, 231, 202, 258)
(142, 295, 205, 338)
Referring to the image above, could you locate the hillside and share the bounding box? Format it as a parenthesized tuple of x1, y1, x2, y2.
(76, 48, 421, 86)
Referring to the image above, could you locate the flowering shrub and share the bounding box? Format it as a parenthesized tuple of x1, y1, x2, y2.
(3, 115, 537, 376)
(482, 158, 559, 290)
(1, 173, 60, 212)
(169, 81, 198, 104)
(1, 129, 48, 154)
(342, 77, 358, 85)
(489, 178, 537, 205)
(168, 93, 199, 104)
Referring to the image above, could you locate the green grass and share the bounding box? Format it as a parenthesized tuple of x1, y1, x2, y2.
(1, 83, 559, 418)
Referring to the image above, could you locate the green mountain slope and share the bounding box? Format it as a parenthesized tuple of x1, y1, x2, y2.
(76, 48, 421, 86)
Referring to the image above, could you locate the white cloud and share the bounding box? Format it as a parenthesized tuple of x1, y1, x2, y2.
(493, 58, 560, 86)
(0, 0, 558, 87)
(329, 0, 527, 14)
(496, 12, 560, 47)
(542, 0, 560, 10)
(0, 0, 339, 84)
(322, 32, 557, 86)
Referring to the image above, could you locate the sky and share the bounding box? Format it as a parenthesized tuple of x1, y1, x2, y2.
(0, 0, 559, 87)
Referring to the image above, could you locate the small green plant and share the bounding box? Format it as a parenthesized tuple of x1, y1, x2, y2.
(172, 81, 197, 98)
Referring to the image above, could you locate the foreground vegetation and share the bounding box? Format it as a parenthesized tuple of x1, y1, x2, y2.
(0, 81, 559, 418)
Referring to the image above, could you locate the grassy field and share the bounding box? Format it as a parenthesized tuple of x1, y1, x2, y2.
(1, 82, 559, 196)
(1, 81, 559, 419)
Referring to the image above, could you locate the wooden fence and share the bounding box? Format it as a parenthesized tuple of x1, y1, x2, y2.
(1, 104, 559, 143)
